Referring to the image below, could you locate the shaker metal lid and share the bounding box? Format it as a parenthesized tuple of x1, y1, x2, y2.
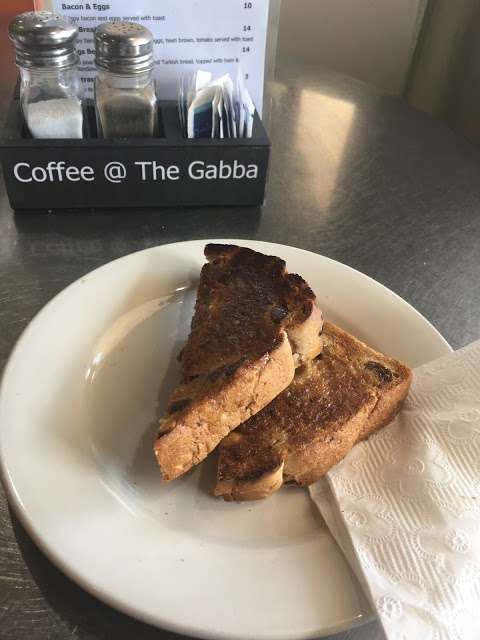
(9, 11, 78, 69)
(95, 22, 154, 75)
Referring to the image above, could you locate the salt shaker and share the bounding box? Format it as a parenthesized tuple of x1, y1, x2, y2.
(9, 11, 83, 139)
(94, 22, 157, 138)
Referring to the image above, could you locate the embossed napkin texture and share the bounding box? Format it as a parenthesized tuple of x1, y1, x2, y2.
(310, 340, 480, 640)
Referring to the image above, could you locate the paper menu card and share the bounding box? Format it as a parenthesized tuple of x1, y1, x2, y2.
(39, 0, 270, 115)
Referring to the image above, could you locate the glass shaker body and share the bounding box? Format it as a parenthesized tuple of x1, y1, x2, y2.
(95, 68, 157, 138)
(94, 21, 157, 139)
(9, 11, 83, 139)
(19, 64, 83, 139)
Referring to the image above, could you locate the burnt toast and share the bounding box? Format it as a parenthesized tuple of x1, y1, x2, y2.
(215, 322, 412, 501)
(154, 244, 324, 482)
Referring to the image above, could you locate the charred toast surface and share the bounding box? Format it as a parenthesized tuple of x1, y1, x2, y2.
(215, 322, 412, 501)
(154, 244, 324, 482)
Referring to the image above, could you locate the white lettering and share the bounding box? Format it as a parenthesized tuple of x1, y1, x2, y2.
(13, 162, 95, 183)
(32, 167, 48, 182)
(205, 164, 216, 179)
(135, 161, 180, 181)
(66, 166, 80, 181)
(188, 160, 204, 180)
(152, 162, 166, 181)
(166, 165, 179, 180)
(134, 161, 150, 181)
(218, 160, 231, 179)
(233, 160, 245, 179)
(46, 161, 65, 182)
(187, 160, 259, 181)
(13, 162, 31, 182)
(80, 166, 95, 181)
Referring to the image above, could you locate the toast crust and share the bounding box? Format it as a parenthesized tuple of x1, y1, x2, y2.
(180, 244, 322, 376)
(155, 331, 294, 481)
(215, 322, 413, 501)
(154, 245, 323, 482)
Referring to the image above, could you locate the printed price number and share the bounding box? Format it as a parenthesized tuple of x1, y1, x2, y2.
(242, 46, 250, 53)
(243, 25, 252, 31)
(244, 2, 253, 8)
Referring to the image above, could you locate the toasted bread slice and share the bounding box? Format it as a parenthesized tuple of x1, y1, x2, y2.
(215, 322, 412, 501)
(154, 244, 324, 482)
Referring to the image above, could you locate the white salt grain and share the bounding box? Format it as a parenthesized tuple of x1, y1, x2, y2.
(26, 97, 83, 139)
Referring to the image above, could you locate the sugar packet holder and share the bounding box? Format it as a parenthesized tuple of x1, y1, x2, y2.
(0, 97, 270, 211)
(180, 70, 255, 140)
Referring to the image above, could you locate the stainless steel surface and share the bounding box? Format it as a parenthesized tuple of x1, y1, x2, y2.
(1, 59, 480, 639)
(94, 22, 154, 75)
(8, 11, 78, 69)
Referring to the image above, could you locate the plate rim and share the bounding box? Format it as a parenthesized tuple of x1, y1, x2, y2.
(0, 239, 453, 640)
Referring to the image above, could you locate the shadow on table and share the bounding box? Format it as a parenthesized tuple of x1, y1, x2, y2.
(10, 506, 189, 640)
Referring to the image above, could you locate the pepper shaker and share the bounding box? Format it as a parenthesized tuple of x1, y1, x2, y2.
(9, 11, 83, 139)
(94, 22, 157, 138)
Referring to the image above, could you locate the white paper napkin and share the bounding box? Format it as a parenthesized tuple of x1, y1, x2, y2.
(310, 339, 480, 640)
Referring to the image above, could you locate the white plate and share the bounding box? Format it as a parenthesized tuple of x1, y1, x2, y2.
(0, 240, 451, 640)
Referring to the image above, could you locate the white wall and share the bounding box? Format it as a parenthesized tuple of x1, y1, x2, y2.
(277, 0, 427, 95)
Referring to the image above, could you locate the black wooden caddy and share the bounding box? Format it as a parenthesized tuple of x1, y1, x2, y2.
(0, 99, 270, 211)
